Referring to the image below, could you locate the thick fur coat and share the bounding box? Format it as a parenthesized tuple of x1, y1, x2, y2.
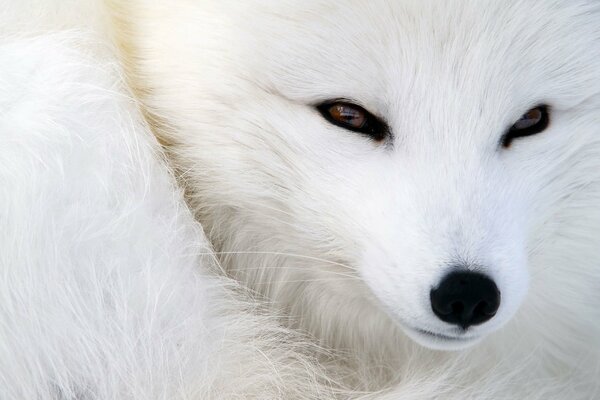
(2, 0, 600, 399)
(0, 32, 336, 400)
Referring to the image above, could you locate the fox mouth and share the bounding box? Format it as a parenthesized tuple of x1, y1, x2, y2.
(415, 329, 463, 340)
(367, 295, 484, 350)
(363, 283, 489, 350)
(404, 326, 483, 350)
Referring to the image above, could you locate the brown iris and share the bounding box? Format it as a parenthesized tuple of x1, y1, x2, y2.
(329, 104, 368, 129)
(512, 107, 544, 130)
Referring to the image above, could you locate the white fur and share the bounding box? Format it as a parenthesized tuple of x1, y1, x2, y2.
(116, 0, 600, 397)
(0, 32, 338, 399)
(3, 0, 600, 398)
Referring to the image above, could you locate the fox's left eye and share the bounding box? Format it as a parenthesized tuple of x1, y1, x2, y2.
(502, 105, 550, 147)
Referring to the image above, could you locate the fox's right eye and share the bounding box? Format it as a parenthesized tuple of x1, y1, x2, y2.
(316, 101, 389, 141)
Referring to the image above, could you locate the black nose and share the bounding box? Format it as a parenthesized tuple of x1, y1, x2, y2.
(430, 271, 500, 329)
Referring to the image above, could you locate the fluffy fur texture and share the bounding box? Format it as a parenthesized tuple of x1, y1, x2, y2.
(0, 32, 339, 399)
(114, 0, 600, 397)
(2, 0, 600, 398)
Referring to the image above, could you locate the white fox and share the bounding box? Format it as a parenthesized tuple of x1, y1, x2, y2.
(2, 0, 600, 398)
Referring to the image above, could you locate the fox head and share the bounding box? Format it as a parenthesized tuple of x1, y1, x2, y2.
(121, 0, 600, 351)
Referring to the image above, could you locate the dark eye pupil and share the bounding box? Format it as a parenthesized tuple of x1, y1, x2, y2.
(502, 105, 549, 148)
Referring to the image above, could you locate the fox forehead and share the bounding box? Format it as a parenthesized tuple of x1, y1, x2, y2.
(216, 0, 599, 114)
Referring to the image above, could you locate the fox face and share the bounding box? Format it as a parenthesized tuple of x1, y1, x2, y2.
(126, 0, 600, 351)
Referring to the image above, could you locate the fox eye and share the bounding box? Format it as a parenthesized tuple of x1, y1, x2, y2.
(316, 101, 388, 141)
(501, 105, 549, 147)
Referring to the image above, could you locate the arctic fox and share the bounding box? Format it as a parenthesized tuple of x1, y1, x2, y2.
(2, 0, 600, 398)
(112, 0, 600, 397)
